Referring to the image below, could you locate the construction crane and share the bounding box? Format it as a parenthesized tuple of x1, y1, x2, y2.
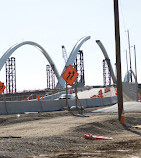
(62, 45, 68, 64)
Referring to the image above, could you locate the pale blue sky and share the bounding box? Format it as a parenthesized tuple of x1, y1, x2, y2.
(0, 0, 140, 91)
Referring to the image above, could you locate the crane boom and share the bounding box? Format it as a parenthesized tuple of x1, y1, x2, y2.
(62, 45, 68, 64)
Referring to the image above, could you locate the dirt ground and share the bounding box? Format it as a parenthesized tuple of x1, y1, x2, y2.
(0, 107, 141, 158)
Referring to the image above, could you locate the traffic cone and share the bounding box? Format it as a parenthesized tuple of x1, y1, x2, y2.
(37, 96, 40, 101)
(120, 111, 125, 125)
(100, 93, 103, 98)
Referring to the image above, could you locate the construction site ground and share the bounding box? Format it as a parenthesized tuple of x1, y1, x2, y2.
(0, 106, 141, 158)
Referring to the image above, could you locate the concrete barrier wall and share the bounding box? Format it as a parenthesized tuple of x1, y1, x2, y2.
(0, 96, 117, 115)
(122, 82, 138, 101)
(68, 99, 87, 108)
(102, 97, 112, 106)
(0, 102, 8, 114)
(86, 98, 103, 108)
(111, 96, 117, 105)
(42, 100, 65, 112)
(6, 101, 42, 114)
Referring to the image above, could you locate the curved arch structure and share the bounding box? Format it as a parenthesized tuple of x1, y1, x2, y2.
(56, 36, 91, 88)
(96, 40, 117, 84)
(96, 40, 138, 101)
(0, 41, 60, 80)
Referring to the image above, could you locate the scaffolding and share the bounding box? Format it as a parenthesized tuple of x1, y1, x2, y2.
(5, 57, 16, 93)
(103, 59, 111, 86)
(46, 64, 55, 89)
(74, 50, 85, 87)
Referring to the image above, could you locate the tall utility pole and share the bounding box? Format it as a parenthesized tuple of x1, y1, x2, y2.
(125, 50, 128, 74)
(125, 49, 129, 82)
(127, 30, 132, 82)
(131, 45, 138, 82)
(113, 0, 123, 121)
(133, 45, 137, 82)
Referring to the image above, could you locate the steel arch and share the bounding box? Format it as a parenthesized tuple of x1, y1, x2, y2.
(56, 36, 91, 88)
(0, 41, 60, 80)
(96, 40, 117, 84)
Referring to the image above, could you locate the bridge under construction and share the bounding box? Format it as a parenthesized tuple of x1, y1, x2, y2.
(0, 36, 139, 114)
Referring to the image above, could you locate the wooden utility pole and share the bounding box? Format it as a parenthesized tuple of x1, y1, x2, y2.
(65, 81, 69, 110)
(113, 0, 124, 121)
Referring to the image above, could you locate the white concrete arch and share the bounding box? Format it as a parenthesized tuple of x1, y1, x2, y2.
(56, 36, 91, 88)
(0, 41, 60, 80)
(96, 40, 117, 84)
(124, 70, 137, 83)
